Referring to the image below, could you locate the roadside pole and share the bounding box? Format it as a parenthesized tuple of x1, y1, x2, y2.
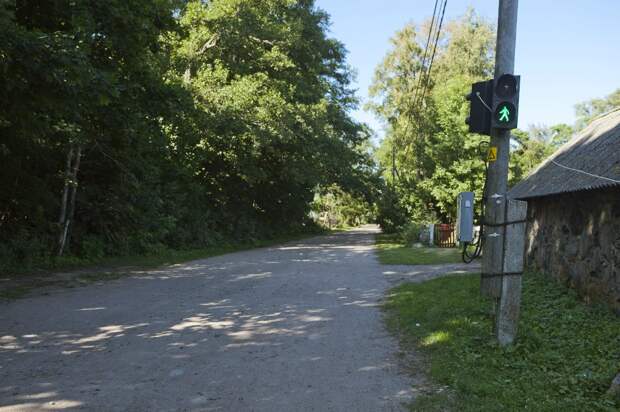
(480, 0, 526, 346)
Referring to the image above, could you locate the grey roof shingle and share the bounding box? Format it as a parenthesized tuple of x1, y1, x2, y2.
(509, 109, 620, 200)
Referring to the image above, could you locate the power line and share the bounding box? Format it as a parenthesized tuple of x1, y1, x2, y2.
(550, 159, 620, 184)
(398, 0, 447, 160)
(411, 0, 439, 114)
(416, 0, 447, 113)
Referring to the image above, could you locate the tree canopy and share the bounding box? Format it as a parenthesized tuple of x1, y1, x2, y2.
(2, 1, 613, 261)
(575, 88, 620, 130)
(0, 0, 376, 269)
(368, 9, 496, 223)
(368, 10, 595, 230)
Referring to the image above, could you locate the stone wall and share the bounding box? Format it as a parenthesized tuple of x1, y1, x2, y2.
(524, 187, 620, 314)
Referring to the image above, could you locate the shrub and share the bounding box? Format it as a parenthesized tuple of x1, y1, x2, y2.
(401, 222, 428, 245)
(376, 186, 408, 233)
(78, 236, 107, 261)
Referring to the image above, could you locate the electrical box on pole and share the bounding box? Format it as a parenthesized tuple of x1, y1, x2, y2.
(465, 80, 493, 136)
(491, 74, 520, 130)
(456, 192, 475, 243)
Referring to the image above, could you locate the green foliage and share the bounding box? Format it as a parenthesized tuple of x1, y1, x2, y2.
(78, 236, 107, 261)
(400, 222, 428, 245)
(508, 125, 574, 185)
(368, 10, 580, 222)
(384, 273, 620, 411)
(311, 184, 376, 229)
(375, 234, 461, 265)
(575, 88, 620, 130)
(0, 0, 376, 271)
(375, 184, 409, 233)
(369, 10, 495, 222)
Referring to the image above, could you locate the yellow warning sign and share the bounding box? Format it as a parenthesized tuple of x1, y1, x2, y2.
(487, 147, 498, 162)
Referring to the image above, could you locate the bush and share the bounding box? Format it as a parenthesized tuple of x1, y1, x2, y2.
(78, 236, 107, 261)
(401, 222, 428, 245)
(376, 185, 408, 233)
(0, 230, 53, 273)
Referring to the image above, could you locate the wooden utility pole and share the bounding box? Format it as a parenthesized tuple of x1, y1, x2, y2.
(480, 0, 527, 346)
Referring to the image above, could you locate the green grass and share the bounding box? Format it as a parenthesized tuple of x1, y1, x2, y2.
(0, 230, 326, 300)
(9, 231, 325, 275)
(0, 284, 36, 300)
(375, 234, 463, 265)
(70, 242, 280, 270)
(384, 273, 620, 411)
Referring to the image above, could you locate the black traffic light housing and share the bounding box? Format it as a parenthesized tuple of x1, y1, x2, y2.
(491, 74, 520, 130)
(465, 74, 521, 135)
(465, 80, 493, 136)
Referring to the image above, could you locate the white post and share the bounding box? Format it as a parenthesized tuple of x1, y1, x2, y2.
(428, 224, 435, 246)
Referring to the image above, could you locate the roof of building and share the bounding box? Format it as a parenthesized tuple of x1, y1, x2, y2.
(509, 109, 620, 200)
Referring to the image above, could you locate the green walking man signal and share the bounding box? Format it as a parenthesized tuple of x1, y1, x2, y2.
(491, 74, 520, 129)
(465, 74, 520, 135)
(494, 101, 517, 127)
(499, 105, 510, 122)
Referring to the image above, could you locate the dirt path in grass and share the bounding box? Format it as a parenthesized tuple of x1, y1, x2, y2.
(0, 226, 480, 411)
(382, 261, 481, 285)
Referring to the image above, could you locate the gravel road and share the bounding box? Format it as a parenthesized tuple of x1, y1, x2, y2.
(0, 226, 477, 411)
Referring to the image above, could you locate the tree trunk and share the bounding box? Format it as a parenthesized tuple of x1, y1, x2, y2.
(57, 146, 73, 255)
(57, 146, 73, 228)
(57, 145, 82, 256)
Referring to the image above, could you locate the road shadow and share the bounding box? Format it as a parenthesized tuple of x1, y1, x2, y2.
(1, 226, 415, 411)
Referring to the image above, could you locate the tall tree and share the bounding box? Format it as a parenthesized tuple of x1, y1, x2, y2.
(171, 0, 369, 235)
(0, 0, 376, 269)
(369, 9, 495, 222)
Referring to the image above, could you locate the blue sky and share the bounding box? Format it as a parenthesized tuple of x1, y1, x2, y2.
(315, 0, 620, 138)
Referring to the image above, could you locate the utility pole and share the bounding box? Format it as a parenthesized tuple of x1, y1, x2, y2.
(480, 0, 527, 346)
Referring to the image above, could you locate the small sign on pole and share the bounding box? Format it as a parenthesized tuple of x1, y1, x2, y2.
(487, 147, 498, 162)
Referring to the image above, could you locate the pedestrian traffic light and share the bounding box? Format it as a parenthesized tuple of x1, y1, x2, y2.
(491, 74, 520, 130)
(465, 80, 493, 136)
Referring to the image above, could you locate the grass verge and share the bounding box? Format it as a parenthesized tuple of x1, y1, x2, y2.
(0, 230, 327, 300)
(384, 272, 620, 411)
(375, 233, 463, 265)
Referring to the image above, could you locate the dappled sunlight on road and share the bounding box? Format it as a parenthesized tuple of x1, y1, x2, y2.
(170, 316, 235, 332)
(0, 294, 392, 410)
(0, 226, 417, 411)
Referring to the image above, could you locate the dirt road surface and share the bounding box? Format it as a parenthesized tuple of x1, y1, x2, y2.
(0, 226, 477, 411)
